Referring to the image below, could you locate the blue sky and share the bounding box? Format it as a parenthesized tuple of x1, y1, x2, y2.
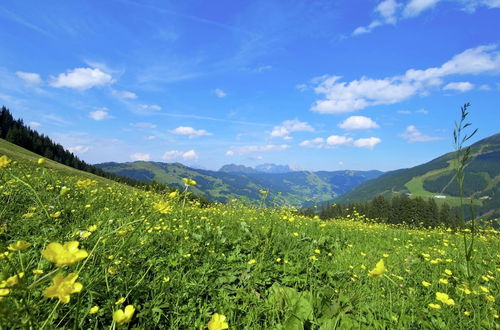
(1, 0, 499, 171)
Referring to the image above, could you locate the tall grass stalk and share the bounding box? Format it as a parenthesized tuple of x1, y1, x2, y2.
(453, 102, 477, 278)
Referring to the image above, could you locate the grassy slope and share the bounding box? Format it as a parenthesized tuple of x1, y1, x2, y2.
(0, 138, 110, 183)
(337, 134, 500, 209)
(0, 141, 499, 328)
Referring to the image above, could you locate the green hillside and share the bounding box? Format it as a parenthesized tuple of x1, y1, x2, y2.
(95, 161, 382, 207)
(1, 134, 499, 329)
(336, 133, 500, 218)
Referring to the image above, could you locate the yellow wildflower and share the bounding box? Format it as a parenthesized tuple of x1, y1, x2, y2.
(153, 201, 172, 214)
(8, 240, 32, 251)
(444, 269, 452, 276)
(422, 281, 431, 287)
(479, 286, 489, 293)
(33, 269, 44, 275)
(428, 303, 441, 310)
(368, 259, 386, 278)
(113, 305, 135, 325)
(436, 292, 455, 306)
(293, 232, 299, 237)
(182, 178, 197, 186)
(463, 311, 471, 316)
(247, 259, 256, 265)
(163, 277, 170, 283)
(116, 297, 126, 305)
(43, 273, 83, 303)
(0, 155, 12, 168)
(168, 190, 179, 198)
(314, 249, 321, 254)
(89, 305, 99, 314)
(87, 225, 97, 232)
(485, 295, 495, 303)
(439, 278, 448, 285)
(208, 313, 229, 330)
(37, 158, 45, 165)
(42, 241, 88, 267)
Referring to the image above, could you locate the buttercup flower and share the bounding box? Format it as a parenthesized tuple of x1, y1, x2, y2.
(435, 292, 455, 306)
(37, 158, 45, 165)
(8, 240, 32, 251)
(182, 178, 197, 186)
(42, 241, 88, 267)
(0, 155, 12, 168)
(368, 259, 386, 278)
(43, 273, 83, 303)
(153, 201, 172, 214)
(89, 305, 99, 314)
(208, 313, 229, 330)
(113, 305, 135, 325)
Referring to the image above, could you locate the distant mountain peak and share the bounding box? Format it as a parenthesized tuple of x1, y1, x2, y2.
(219, 163, 294, 174)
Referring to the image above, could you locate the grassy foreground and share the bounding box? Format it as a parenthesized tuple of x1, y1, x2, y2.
(0, 144, 499, 328)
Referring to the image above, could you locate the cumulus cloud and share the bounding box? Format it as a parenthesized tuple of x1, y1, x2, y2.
(138, 104, 162, 111)
(403, 0, 440, 18)
(29, 121, 41, 128)
(353, 137, 381, 149)
(226, 144, 289, 156)
(310, 44, 500, 113)
(443, 81, 475, 92)
(213, 88, 227, 98)
(169, 126, 212, 138)
(326, 135, 354, 147)
(299, 137, 325, 148)
(16, 71, 41, 85)
(112, 89, 137, 99)
(130, 122, 157, 129)
(162, 150, 198, 161)
(299, 135, 381, 149)
(401, 125, 442, 142)
(89, 108, 112, 121)
(270, 119, 314, 139)
(68, 145, 90, 154)
(130, 153, 150, 161)
(338, 116, 379, 130)
(50, 67, 113, 90)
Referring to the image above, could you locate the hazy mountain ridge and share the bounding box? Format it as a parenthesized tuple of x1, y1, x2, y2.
(95, 161, 382, 206)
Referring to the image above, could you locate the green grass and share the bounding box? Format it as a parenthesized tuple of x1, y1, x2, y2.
(404, 161, 483, 207)
(0, 145, 499, 329)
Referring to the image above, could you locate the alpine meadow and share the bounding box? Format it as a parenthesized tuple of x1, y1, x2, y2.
(1, 1, 500, 329)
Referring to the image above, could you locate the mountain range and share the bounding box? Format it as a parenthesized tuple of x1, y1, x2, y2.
(94, 161, 382, 206)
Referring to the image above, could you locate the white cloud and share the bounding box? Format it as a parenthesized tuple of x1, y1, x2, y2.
(89, 108, 112, 121)
(226, 144, 289, 156)
(401, 125, 442, 142)
(130, 122, 157, 129)
(326, 135, 354, 147)
(310, 45, 500, 113)
(296, 83, 308, 92)
(299, 135, 381, 149)
(162, 150, 198, 161)
(68, 145, 90, 154)
(213, 88, 227, 98)
(138, 104, 162, 111)
(353, 137, 381, 149)
(376, 0, 399, 23)
(403, 0, 440, 18)
(479, 84, 491, 90)
(130, 153, 150, 161)
(50, 67, 113, 90)
(112, 89, 137, 99)
(16, 71, 41, 85)
(270, 119, 314, 139)
(398, 110, 412, 115)
(443, 81, 475, 92)
(299, 137, 325, 148)
(353, 0, 499, 35)
(169, 126, 212, 138)
(416, 108, 429, 114)
(338, 116, 379, 130)
(29, 121, 41, 128)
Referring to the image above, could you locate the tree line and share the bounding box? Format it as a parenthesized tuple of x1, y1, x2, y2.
(306, 195, 464, 228)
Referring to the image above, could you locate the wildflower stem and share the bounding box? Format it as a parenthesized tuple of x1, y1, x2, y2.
(10, 173, 51, 221)
(40, 300, 60, 330)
